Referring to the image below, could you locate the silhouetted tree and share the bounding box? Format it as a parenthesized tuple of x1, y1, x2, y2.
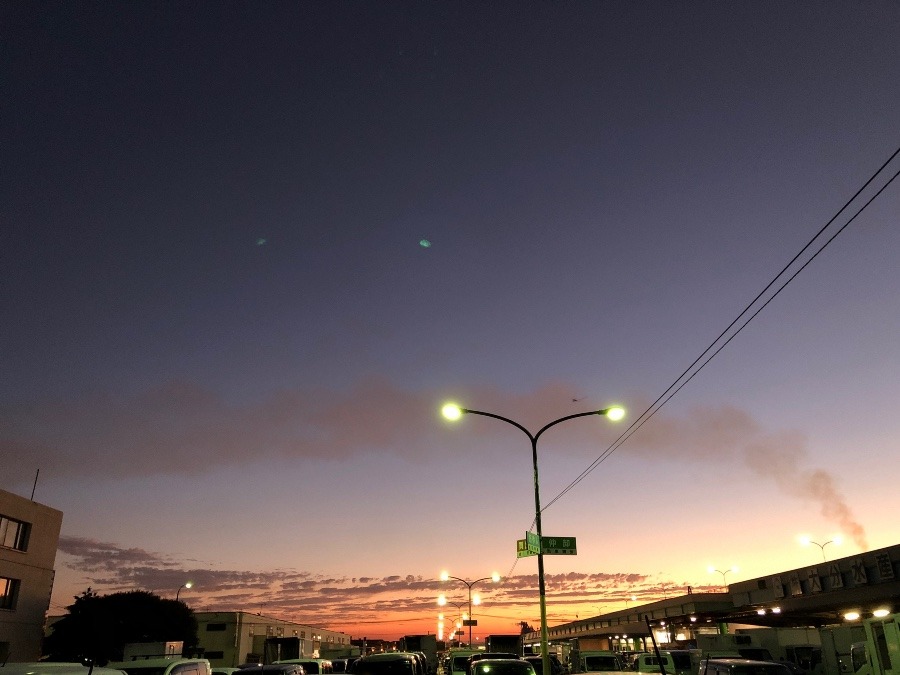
(44, 588, 198, 664)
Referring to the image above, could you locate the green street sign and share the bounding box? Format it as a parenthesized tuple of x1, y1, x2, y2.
(517, 539, 537, 557)
(525, 531, 541, 553)
(542, 536, 577, 555)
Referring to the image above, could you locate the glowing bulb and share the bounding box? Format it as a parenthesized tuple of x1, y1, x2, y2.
(442, 403, 463, 420)
(605, 406, 625, 421)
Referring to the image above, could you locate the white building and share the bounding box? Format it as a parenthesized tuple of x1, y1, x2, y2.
(195, 611, 353, 666)
(0, 488, 63, 662)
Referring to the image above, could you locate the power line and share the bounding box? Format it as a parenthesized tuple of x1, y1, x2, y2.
(543, 144, 900, 512)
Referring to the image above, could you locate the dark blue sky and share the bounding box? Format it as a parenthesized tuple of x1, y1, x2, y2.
(2, 2, 899, 636)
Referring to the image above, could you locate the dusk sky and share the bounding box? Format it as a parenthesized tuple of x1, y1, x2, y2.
(3, 2, 900, 641)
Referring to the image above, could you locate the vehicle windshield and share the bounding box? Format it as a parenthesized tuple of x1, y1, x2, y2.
(452, 659, 472, 672)
(351, 660, 414, 675)
(472, 663, 534, 675)
(585, 657, 622, 672)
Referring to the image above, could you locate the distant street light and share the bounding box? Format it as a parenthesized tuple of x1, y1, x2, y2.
(441, 402, 625, 675)
(176, 581, 193, 602)
(439, 571, 499, 646)
(708, 566, 737, 590)
(439, 602, 468, 646)
(624, 594, 637, 608)
(799, 535, 842, 562)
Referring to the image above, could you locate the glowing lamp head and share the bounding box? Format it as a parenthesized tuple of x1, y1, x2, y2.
(184, 581, 193, 590)
(442, 403, 463, 421)
(472, 593, 481, 606)
(437, 594, 447, 606)
(491, 572, 501, 583)
(604, 406, 626, 421)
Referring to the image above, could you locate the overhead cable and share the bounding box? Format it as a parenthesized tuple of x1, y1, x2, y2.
(543, 144, 900, 512)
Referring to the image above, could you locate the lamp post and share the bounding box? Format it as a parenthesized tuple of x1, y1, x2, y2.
(441, 403, 625, 675)
(439, 571, 500, 646)
(439, 602, 467, 647)
(708, 566, 737, 591)
(799, 535, 842, 562)
(176, 581, 193, 601)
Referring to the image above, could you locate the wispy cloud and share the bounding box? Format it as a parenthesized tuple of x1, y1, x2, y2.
(56, 536, 674, 635)
(4, 380, 866, 547)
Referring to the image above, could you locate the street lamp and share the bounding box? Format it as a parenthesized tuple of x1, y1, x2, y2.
(176, 581, 193, 601)
(708, 566, 737, 590)
(439, 603, 467, 646)
(439, 571, 500, 646)
(799, 535, 842, 562)
(441, 402, 625, 675)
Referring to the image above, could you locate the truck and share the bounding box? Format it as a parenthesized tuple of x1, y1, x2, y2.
(814, 612, 900, 675)
(484, 636, 522, 656)
(398, 635, 438, 675)
(694, 633, 773, 661)
(734, 628, 822, 672)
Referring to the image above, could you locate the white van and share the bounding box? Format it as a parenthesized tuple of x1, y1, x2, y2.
(108, 658, 211, 675)
(580, 651, 628, 673)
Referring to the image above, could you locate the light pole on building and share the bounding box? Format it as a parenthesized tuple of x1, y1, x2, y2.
(799, 535, 842, 562)
(708, 566, 737, 591)
(441, 403, 625, 675)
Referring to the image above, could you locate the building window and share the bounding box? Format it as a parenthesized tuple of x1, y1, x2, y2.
(0, 516, 30, 552)
(206, 623, 227, 632)
(1, 577, 21, 610)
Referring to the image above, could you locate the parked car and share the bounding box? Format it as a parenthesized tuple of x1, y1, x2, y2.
(579, 651, 626, 673)
(212, 669, 244, 675)
(660, 651, 693, 675)
(466, 655, 519, 675)
(469, 661, 535, 675)
(699, 660, 792, 675)
(350, 653, 421, 675)
(448, 652, 480, 675)
(524, 656, 563, 675)
(239, 666, 306, 675)
(274, 662, 332, 675)
(109, 658, 212, 675)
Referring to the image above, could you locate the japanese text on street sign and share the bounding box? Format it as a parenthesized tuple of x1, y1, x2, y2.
(542, 536, 577, 555)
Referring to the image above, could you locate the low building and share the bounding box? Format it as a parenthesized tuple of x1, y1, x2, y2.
(523, 542, 900, 655)
(0, 488, 63, 662)
(195, 611, 353, 666)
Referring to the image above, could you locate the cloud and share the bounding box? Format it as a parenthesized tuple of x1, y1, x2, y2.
(55, 536, 665, 634)
(3, 380, 867, 547)
(0, 379, 613, 483)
